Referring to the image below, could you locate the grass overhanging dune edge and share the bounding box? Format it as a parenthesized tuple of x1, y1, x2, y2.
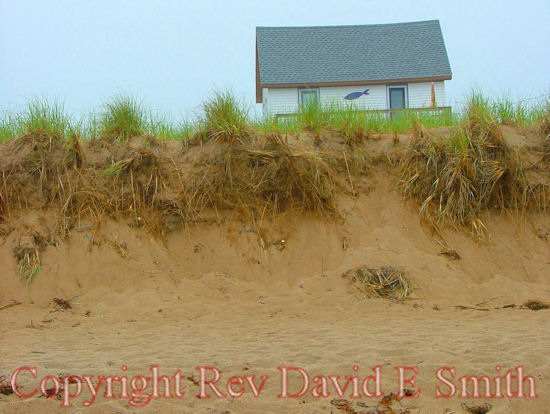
(0, 91, 548, 241)
(400, 94, 550, 235)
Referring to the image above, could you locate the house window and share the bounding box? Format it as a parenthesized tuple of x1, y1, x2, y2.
(299, 88, 320, 107)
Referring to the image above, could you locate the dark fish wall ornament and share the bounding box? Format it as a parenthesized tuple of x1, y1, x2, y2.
(344, 89, 370, 100)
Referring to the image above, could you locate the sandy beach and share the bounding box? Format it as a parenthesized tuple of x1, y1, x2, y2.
(1, 168, 549, 413)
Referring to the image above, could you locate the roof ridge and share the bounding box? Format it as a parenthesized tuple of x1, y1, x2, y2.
(256, 19, 440, 30)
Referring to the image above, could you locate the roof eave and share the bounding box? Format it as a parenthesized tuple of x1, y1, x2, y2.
(255, 40, 262, 103)
(260, 75, 452, 89)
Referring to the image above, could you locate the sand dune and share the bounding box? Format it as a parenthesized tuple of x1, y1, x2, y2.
(1, 126, 549, 413)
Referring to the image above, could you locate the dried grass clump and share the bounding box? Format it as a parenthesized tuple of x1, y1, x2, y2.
(13, 230, 47, 283)
(400, 95, 549, 235)
(543, 118, 550, 138)
(461, 402, 492, 414)
(0, 179, 6, 220)
(334, 149, 370, 179)
(1, 131, 83, 215)
(187, 132, 338, 218)
(93, 145, 179, 235)
(52, 297, 73, 310)
(0, 99, 85, 235)
(343, 265, 411, 301)
(0, 126, 344, 242)
(536, 100, 550, 139)
(338, 124, 382, 147)
(523, 300, 549, 311)
(543, 138, 550, 165)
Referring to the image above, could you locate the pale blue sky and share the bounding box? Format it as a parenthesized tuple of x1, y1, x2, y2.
(1, 0, 549, 119)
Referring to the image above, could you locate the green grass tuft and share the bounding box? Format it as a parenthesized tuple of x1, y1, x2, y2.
(201, 90, 250, 143)
(18, 98, 72, 138)
(297, 98, 328, 134)
(0, 111, 17, 143)
(19, 263, 41, 284)
(493, 97, 528, 126)
(99, 94, 147, 141)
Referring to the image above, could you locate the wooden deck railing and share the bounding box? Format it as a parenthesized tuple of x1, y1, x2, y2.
(275, 106, 452, 122)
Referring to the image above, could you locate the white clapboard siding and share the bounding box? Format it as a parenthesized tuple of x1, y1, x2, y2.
(264, 81, 446, 116)
(319, 85, 387, 110)
(265, 88, 300, 115)
(407, 81, 445, 109)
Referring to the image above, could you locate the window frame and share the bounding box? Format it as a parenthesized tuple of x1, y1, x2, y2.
(298, 87, 320, 107)
(386, 84, 408, 110)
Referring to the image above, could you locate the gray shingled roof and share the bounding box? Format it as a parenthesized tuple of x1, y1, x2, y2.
(256, 20, 452, 85)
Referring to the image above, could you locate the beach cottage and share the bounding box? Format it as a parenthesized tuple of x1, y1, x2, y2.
(256, 20, 452, 117)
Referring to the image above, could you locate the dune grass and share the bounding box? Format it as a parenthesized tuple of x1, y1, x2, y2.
(0, 112, 17, 143)
(4, 98, 74, 140)
(493, 98, 529, 126)
(21, 99, 72, 138)
(0, 95, 196, 142)
(149, 115, 194, 141)
(0, 90, 547, 145)
(199, 90, 250, 143)
(98, 95, 148, 141)
(0, 98, 77, 144)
